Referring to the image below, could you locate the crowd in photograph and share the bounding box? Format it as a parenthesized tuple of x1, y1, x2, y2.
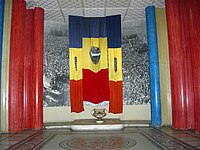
(43, 32, 150, 107)
(43, 34, 70, 107)
(122, 34, 150, 105)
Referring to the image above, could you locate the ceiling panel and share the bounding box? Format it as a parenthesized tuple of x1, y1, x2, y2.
(59, 0, 82, 9)
(153, 0, 165, 7)
(26, 0, 165, 23)
(106, 0, 129, 8)
(62, 8, 83, 23)
(26, 0, 36, 8)
(85, 8, 104, 17)
(62, 8, 83, 17)
(83, 0, 105, 8)
(130, 1, 148, 9)
(35, 0, 59, 10)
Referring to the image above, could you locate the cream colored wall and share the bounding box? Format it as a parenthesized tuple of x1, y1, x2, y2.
(44, 104, 151, 122)
(156, 8, 172, 126)
(1, 0, 12, 133)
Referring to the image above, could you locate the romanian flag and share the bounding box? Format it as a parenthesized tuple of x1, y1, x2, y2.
(69, 15, 122, 113)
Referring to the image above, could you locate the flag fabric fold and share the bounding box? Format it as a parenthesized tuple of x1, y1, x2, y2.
(69, 15, 122, 113)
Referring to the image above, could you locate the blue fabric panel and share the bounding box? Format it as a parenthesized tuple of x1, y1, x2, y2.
(69, 16, 84, 48)
(146, 7, 159, 63)
(145, 6, 161, 127)
(106, 15, 121, 48)
(69, 16, 107, 48)
(83, 17, 106, 38)
(149, 63, 161, 127)
(69, 15, 121, 48)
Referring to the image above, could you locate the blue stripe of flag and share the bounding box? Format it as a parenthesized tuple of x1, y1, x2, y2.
(69, 15, 121, 48)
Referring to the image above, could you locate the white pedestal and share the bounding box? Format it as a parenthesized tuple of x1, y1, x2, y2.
(70, 119, 124, 131)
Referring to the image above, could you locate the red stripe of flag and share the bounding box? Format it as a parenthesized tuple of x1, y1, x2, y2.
(109, 81, 123, 113)
(70, 80, 84, 112)
(82, 69, 110, 104)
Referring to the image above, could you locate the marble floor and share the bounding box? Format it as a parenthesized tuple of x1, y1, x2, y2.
(1, 126, 200, 150)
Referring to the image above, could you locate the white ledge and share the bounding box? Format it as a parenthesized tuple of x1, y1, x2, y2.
(71, 124, 124, 131)
(70, 119, 124, 131)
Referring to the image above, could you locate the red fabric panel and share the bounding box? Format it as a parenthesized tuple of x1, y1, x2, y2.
(9, 0, 26, 132)
(109, 81, 122, 114)
(178, 0, 194, 129)
(23, 9, 34, 129)
(70, 80, 84, 112)
(33, 7, 44, 129)
(186, 0, 200, 132)
(165, 0, 194, 129)
(82, 69, 110, 104)
(166, 0, 185, 129)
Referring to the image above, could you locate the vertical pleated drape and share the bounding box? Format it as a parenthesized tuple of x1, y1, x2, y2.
(145, 6, 161, 127)
(1, 0, 12, 133)
(23, 9, 34, 129)
(9, 0, 26, 132)
(107, 15, 123, 114)
(185, 0, 200, 132)
(6, 0, 44, 132)
(23, 7, 44, 131)
(165, 0, 195, 130)
(33, 7, 44, 129)
(155, 8, 172, 126)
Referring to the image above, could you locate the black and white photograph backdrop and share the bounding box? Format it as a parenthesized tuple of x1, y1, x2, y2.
(122, 20, 150, 105)
(43, 21, 69, 107)
(43, 19, 150, 107)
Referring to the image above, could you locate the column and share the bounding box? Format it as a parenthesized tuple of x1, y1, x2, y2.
(145, 6, 161, 127)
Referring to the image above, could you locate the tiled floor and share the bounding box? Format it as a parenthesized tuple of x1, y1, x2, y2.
(1, 127, 200, 149)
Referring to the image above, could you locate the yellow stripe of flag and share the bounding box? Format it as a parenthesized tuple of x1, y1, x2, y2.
(108, 48, 122, 81)
(82, 38, 108, 72)
(69, 48, 82, 80)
